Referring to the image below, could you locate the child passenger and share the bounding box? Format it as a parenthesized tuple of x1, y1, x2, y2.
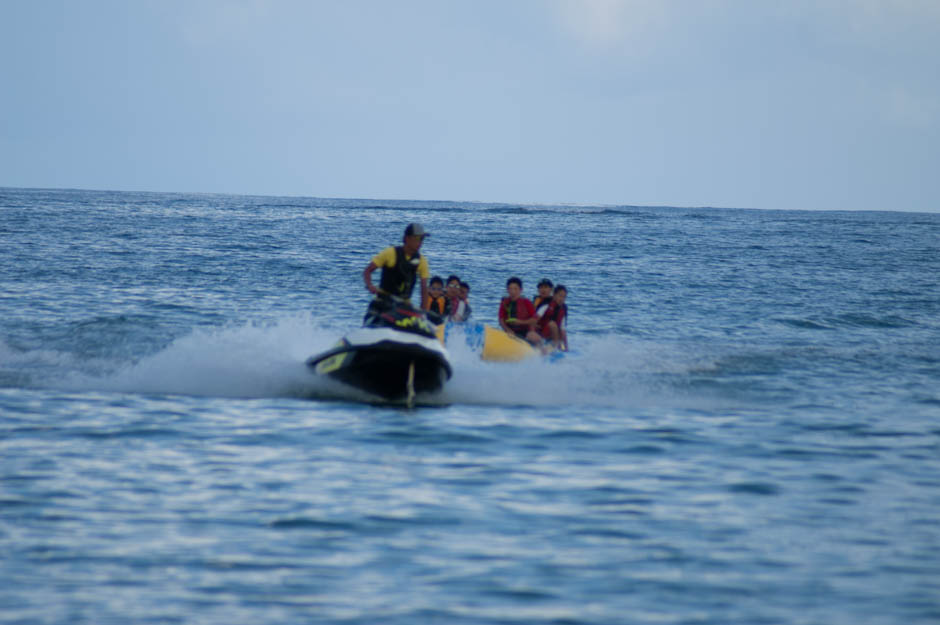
(537, 285, 568, 351)
(456, 281, 472, 322)
(446, 274, 471, 322)
(424, 276, 449, 320)
(533, 278, 554, 316)
(499, 277, 541, 345)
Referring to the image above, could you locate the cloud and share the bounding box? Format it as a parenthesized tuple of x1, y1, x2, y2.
(173, 0, 274, 48)
(885, 86, 938, 128)
(844, 0, 940, 28)
(551, 0, 940, 53)
(551, 0, 666, 51)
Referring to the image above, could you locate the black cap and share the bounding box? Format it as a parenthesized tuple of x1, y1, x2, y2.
(404, 223, 429, 238)
(537, 278, 553, 288)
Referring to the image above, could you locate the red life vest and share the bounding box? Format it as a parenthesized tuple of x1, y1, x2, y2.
(500, 296, 535, 336)
(538, 301, 567, 337)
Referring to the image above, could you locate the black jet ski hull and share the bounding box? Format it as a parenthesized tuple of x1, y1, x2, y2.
(307, 329, 452, 401)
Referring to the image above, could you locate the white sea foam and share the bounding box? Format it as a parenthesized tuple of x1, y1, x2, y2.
(54, 313, 334, 399)
(34, 315, 700, 408)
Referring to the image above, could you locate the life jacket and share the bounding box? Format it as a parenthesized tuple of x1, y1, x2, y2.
(378, 246, 420, 298)
(538, 301, 567, 336)
(533, 295, 551, 317)
(426, 295, 449, 316)
(500, 297, 532, 336)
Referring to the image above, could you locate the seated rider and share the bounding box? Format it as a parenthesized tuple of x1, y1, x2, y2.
(424, 275, 449, 319)
(362, 223, 430, 324)
(498, 276, 541, 345)
(445, 274, 470, 322)
(532, 278, 554, 317)
(536, 285, 568, 351)
(457, 281, 472, 322)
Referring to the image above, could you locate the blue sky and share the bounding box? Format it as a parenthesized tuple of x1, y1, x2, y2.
(2, 0, 938, 211)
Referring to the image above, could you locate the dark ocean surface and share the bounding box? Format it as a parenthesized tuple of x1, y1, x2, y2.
(1, 187, 939, 624)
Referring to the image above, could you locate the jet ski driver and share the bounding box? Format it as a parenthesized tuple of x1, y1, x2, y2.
(362, 223, 431, 323)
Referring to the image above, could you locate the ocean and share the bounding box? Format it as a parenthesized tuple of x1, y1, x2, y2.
(1, 187, 938, 624)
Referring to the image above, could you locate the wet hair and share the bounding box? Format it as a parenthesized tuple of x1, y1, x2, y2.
(446, 274, 460, 286)
(506, 276, 522, 288)
(429, 275, 444, 287)
(459, 281, 470, 292)
(554, 284, 567, 294)
(537, 278, 553, 288)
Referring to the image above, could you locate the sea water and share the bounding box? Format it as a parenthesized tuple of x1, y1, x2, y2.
(1, 187, 939, 624)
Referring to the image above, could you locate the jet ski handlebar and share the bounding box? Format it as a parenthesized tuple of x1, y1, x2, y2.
(375, 289, 408, 304)
(370, 290, 444, 327)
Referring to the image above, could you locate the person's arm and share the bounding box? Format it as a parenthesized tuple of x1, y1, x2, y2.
(534, 305, 547, 335)
(498, 300, 512, 333)
(418, 278, 428, 310)
(363, 261, 379, 294)
(562, 310, 568, 350)
(364, 247, 394, 295)
(522, 299, 539, 327)
(454, 300, 467, 321)
(417, 256, 430, 309)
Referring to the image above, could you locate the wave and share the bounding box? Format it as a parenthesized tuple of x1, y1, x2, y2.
(0, 314, 718, 409)
(6, 312, 934, 412)
(774, 314, 919, 330)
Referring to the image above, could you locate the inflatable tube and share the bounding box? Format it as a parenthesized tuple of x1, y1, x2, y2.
(481, 325, 538, 362)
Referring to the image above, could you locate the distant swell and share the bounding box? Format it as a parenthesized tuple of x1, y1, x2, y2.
(775, 314, 917, 330)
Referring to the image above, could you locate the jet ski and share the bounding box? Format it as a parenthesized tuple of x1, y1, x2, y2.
(306, 297, 452, 404)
